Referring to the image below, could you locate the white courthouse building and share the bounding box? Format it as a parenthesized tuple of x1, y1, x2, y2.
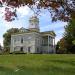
(10, 15, 56, 54)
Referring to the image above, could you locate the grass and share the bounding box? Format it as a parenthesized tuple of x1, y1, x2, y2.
(0, 54, 75, 75)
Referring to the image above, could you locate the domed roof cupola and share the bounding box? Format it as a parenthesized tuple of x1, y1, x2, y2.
(28, 15, 40, 32)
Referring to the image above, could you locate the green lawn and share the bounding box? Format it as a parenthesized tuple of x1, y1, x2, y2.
(0, 54, 75, 75)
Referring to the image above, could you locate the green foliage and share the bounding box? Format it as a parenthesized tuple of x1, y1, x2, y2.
(2, 0, 75, 22)
(56, 38, 67, 54)
(0, 54, 75, 75)
(56, 19, 75, 54)
(3, 28, 19, 52)
(64, 19, 75, 53)
(56, 41, 60, 51)
(72, 40, 75, 45)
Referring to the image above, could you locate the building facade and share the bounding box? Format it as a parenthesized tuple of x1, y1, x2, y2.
(10, 15, 56, 54)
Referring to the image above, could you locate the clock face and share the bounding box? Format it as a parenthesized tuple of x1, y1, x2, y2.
(67, 0, 75, 10)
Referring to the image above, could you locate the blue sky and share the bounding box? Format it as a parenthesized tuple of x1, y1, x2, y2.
(0, 5, 67, 46)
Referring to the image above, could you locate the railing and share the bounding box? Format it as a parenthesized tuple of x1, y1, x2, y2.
(42, 44, 54, 47)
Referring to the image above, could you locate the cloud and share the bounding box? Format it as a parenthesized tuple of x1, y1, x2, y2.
(0, 5, 34, 46)
(16, 5, 33, 17)
(55, 36, 61, 44)
(0, 38, 3, 46)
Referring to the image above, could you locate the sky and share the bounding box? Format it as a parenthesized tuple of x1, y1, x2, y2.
(0, 5, 67, 46)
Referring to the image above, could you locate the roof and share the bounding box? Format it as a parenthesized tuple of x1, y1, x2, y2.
(11, 27, 56, 37)
(41, 31, 56, 37)
(11, 27, 40, 36)
(19, 27, 30, 32)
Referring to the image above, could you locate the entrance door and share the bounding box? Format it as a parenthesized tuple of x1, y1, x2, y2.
(28, 47, 31, 53)
(20, 47, 23, 52)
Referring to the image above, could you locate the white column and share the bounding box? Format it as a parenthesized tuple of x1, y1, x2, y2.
(48, 35, 49, 53)
(54, 37, 56, 53)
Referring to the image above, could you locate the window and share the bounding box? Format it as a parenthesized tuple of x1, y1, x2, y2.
(14, 47, 16, 51)
(14, 38, 16, 43)
(21, 38, 23, 43)
(37, 47, 39, 52)
(20, 47, 23, 52)
(28, 47, 31, 53)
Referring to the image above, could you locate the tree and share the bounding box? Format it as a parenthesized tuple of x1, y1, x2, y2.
(3, 28, 19, 52)
(0, 44, 2, 50)
(5, 7, 17, 22)
(64, 19, 75, 53)
(56, 18, 75, 54)
(0, 0, 75, 22)
(56, 38, 67, 54)
(56, 41, 60, 53)
(0, 44, 3, 54)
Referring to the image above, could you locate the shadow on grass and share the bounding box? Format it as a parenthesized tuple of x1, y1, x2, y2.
(50, 60, 75, 66)
(15, 65, 75, 75)
(0, 65, 75, 75)
(0, 66, 14, 75)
